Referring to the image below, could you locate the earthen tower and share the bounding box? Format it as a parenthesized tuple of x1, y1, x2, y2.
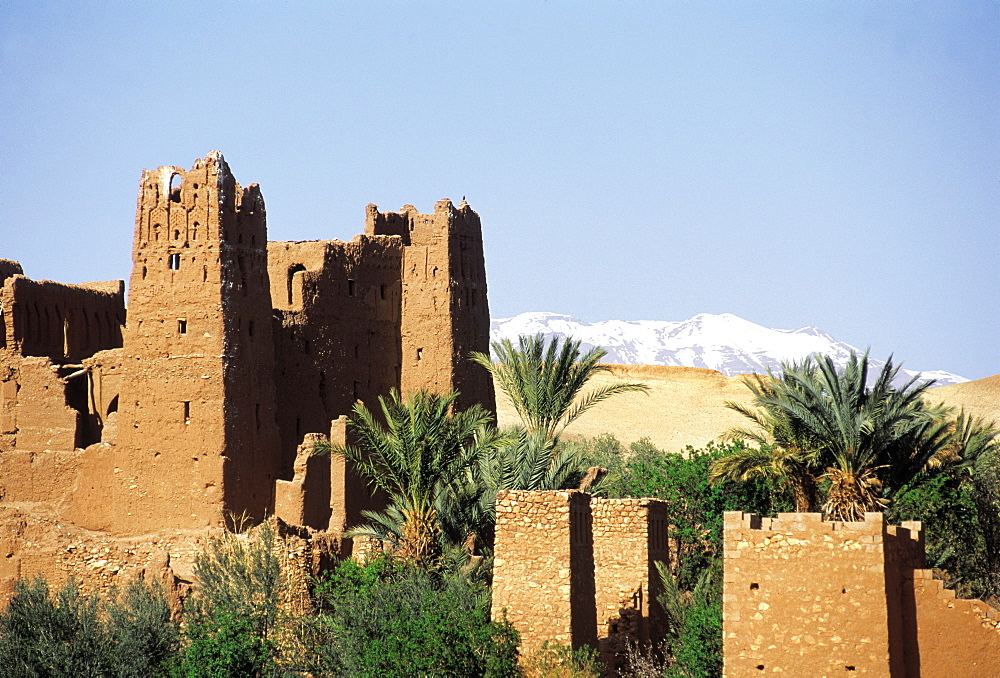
(0, 152, 495, 591)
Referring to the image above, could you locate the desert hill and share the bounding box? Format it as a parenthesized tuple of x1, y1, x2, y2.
(494, 366, 1000, 453)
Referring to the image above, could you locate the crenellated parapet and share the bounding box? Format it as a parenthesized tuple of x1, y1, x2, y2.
(723, 511, 1000, 677)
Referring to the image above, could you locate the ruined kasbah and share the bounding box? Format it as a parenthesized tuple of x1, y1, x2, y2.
(2, 152, 999, 676)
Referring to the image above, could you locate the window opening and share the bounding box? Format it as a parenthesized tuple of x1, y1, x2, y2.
(248, 320, 254, 338)
(347, 279, 356, 296)
(192, 222, 199, 240)
(169, 174, 182, 202)
(380, 284, 386, 300)
(287, 264, 305, 305)
(183, 401, 191, 423)
(416, 348, 423, 361)
(178, 319, 187, 334)
(169, 253, 180, 270)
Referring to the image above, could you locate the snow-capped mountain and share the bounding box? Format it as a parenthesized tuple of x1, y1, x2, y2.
(490, 312, 968, 387)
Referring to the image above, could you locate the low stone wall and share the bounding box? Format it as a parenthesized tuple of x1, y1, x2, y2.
(723, 511, 1000, 678)
(492, 490, 668, 672)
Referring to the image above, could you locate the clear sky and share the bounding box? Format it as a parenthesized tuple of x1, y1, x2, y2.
(2, 2, 997, 380)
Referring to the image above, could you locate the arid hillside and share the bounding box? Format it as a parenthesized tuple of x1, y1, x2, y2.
(494, 366, 1000, 453)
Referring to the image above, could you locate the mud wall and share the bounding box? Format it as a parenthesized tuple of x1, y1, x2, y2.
(115, 152, 281, 532)
(908, 571, 1000, 677)
(367, 200, 495, 415)
(1, 276, 123, 363)
(268, 237, 403, 472)
(723, 512, 896, 676)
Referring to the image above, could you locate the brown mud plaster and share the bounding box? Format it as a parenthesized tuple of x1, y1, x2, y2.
(0, 151, 494, 606)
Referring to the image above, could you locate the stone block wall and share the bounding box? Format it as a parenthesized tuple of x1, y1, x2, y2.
(491, 490, 596, 654)
(492, 490, 669, 669)
(723, 511, 1000, 677)
(591, 497, 669, 668)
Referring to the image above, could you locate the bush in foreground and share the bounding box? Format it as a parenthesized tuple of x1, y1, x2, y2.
(305, 555, 520, 677)
(0, 575, 178, 677)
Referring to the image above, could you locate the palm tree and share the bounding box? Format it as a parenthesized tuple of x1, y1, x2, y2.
(313, 389, 502, 565)
(440, 428, 590, 551)
(712, 351, 956, 520)
(470, 333, 649, 442)
(715, 359, 824, 511)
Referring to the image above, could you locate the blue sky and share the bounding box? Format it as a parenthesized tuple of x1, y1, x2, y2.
(2, 2, 997, 379)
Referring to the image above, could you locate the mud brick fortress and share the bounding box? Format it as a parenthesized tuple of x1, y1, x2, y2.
(2, 151, 999, 674)
(0, 151, 492, 594)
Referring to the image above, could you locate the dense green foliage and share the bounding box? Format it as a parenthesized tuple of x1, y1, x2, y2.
(0, 576, 178, 677)
(713, 351, 955, 520)
(305, 556, 520, 677)
(564, 435, 791, 676)
(889, 414, 1000, 601)
(176, 522, 286, 677)
(568, 436, 790, 589)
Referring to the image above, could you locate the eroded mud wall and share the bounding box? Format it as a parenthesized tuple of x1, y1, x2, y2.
(115, 152, 281, 532)
(367, 200, 495, 415)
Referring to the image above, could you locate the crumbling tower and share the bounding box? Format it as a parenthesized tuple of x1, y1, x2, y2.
(115, 152, 281, 531)
(366, 199, 495, 412)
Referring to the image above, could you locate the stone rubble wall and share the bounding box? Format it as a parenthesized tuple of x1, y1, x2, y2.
(492, 490, 668, 672)
(591, 497, 668, 669)
(492, 490, 582, 654)
(724, 511, 1000, 678)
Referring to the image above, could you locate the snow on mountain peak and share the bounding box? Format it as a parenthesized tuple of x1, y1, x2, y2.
(489, 312, 968, 387)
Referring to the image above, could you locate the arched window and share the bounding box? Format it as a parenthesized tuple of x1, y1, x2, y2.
(169, 173, 183, 203)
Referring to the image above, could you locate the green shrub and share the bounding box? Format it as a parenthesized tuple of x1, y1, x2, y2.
(890, 468, 1000, 601)
(105, 577, 180, 677)
(0, 575, 178, 678)
(176, 522, 285, 677)
(178, 612, 279, 678)
(306, 556, 520, 677)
